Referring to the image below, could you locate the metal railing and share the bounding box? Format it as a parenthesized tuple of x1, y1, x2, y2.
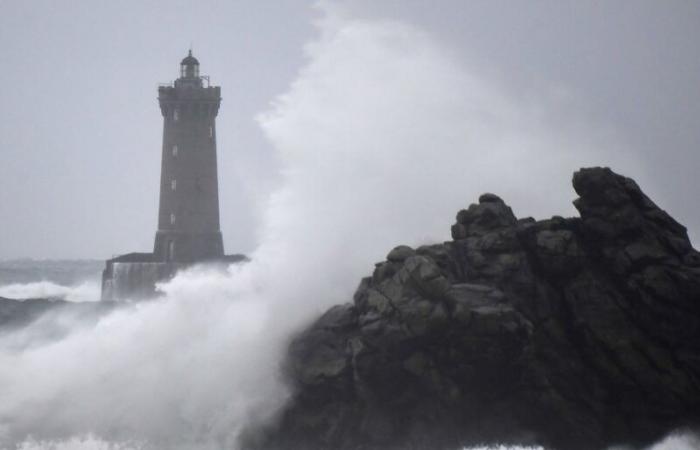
(157, 75, 211, 89)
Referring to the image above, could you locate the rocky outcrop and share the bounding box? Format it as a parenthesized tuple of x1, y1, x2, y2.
(247, 168, 700, 450)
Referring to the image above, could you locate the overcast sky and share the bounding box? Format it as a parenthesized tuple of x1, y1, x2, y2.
(1, 0, 699, 259)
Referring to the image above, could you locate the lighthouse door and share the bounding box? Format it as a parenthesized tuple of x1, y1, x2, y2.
(167, 241, 175, 261)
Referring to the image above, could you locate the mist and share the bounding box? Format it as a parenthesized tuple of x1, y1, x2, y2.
(0, 4, 687, 449)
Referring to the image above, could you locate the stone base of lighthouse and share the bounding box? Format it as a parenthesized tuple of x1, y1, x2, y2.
(100, 252, 246, 302)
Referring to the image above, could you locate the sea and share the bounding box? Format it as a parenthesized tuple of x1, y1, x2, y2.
(0, 260, 699, 450)
(0, 259, 104, 302)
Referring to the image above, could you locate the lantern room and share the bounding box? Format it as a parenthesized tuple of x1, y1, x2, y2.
(180, 50, 200, 79)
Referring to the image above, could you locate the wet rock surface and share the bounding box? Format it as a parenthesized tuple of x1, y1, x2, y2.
(247, 168, 700, 450)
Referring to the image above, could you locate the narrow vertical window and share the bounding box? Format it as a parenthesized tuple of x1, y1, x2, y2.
(171, 179, 177, 190)
(167, 241, 175, 261)
(170, 213, 176, 225)
(173, 109, 179, 121)
(172, 145, 178, 156)
(209, 126, 213, 138)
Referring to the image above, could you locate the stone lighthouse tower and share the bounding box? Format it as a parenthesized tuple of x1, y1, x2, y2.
(153, 51, 224, 262)
(101, 51, 244, 301)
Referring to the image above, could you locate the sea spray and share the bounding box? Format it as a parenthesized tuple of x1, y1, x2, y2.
(0, 3, 643, 448)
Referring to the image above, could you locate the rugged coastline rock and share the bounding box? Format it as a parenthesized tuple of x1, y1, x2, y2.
(248, 167, 700, 450)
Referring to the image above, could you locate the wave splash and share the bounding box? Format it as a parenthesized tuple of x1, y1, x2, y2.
(0, 280, 101, 302)
(0, 3, 653, 450)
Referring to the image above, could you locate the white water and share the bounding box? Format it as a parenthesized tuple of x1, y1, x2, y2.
(0, 280, 100, 302)
(0, 3, 668, 449)
(12, 434, 700, 450)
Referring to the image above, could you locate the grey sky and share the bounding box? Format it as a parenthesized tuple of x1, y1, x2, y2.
(1, 0, 699, 259)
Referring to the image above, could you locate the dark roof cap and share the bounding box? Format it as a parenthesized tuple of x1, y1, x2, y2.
(181, 50, 199, 66)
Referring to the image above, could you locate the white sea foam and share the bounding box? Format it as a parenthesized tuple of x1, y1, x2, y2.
(16, 435, 144, 450)
(13, 431, 700, 450)
(0, 280, 101, 302)
(645, 430, 700, 449)
(463, 446, 544, 450)
(462, 432, 700, 449)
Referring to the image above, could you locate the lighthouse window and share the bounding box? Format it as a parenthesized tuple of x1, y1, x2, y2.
(170, 213, 176, 224)
(173, 109, 179, 121)
(209, 126, 213, 137)
(172, 145, 178, 156)
(171, 179, 177, 190)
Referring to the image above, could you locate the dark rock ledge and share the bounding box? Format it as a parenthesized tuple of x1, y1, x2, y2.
(245, 167, 700, 450)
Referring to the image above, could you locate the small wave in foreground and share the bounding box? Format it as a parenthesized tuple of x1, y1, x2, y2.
(0, 280, 101, 302)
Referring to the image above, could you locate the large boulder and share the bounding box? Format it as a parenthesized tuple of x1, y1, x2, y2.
(247, 167, 700, 450)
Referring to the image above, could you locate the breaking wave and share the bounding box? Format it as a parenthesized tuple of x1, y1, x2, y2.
(0, 281, 101, 302)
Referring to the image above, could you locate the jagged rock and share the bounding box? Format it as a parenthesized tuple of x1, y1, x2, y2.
(478, 192, 503, 204)
(452, 193, 518, 240)
(386, 245, 416, 262)
(247, 167, 700, 450)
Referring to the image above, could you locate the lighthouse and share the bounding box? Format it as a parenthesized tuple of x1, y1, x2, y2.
(153, 51, 224, 262)
(101, 51, 244, 301)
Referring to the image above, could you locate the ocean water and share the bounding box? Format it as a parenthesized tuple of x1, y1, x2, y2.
(0, 259, 103, 302)
(0, 260, 698, 449)
(12, 436, 700, 450)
